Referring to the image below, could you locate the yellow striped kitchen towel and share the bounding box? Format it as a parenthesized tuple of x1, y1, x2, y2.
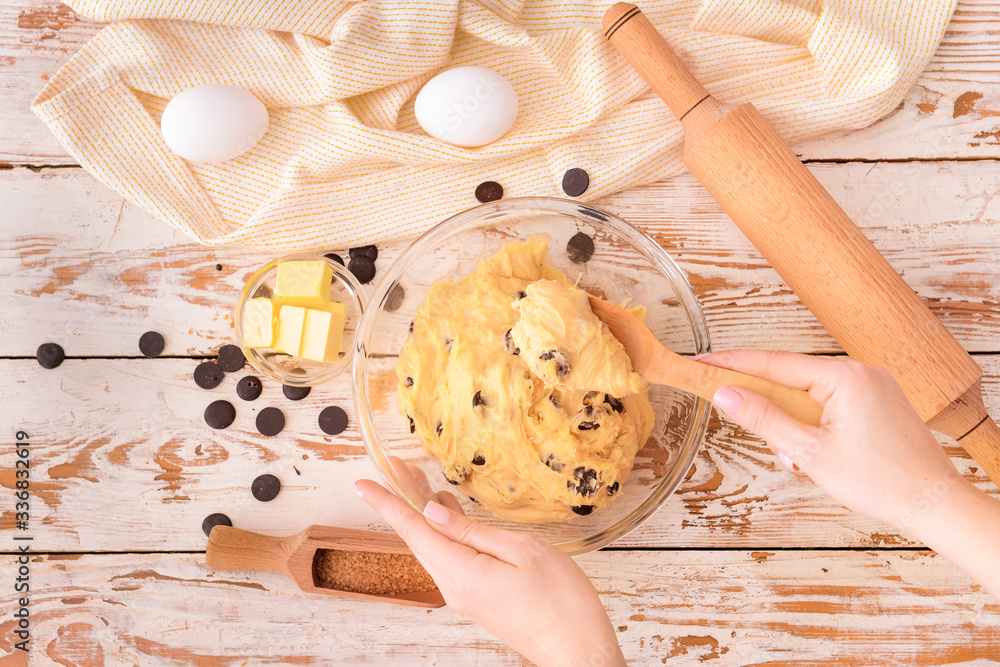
(33, 0, 955, 250)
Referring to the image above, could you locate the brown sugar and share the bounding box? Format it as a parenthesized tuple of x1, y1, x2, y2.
(313, 549, 438, 596)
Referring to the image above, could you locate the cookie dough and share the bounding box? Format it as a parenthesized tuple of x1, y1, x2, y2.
(396, 236, 654, 522)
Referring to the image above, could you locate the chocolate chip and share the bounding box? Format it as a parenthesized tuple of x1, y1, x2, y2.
(251, 474, 281, 502)
(256, 407, 285, 436)
(36, 343, 65, 369)
(204, 400, 236, 429)
(215, 263, 223, 271)
(348, 255, 376, 284)
(468, 496, 479, 504)
(504, 330, 520, 355)
(604, 395, 624, 413)
(385, 284, 405, 312)
(202, 513, 232, 537)
(607, 481, 620, 496)
(472, 454, 486, 466)
(475, 181, 503, 203)
(562, 168, 590, 197)
(282, 384, 311, 401)
(217, 345, 245, 373)
(324, 253, 345, 266)
(435, 421, 443, 436)
(578, 421, 600, 431)
(350, 245, 379, 261)
(445, 337, 453, 352)
(538, 350, 570, 378)
(409, 321, 414, 335)
(544, 453, 564, 472)
(139, 331, 165, 358)
(566, 231, 595, 264)
(318, 406, 348, 435)
(548, 395, 561, 410)
(472, 391, 485, 408)
(194, 362, 225, 389)
(444, 473, 460, 486)
(405, 376, 414, 387)
(583, 391, 600, 406)
(516, 290, 527, 299)
(236, 376, 262, 401)
(408, 416, 415, 433)
(583, 405, 594, 417)
(572, 467, 599, 496)
(571, 505, 595, 516)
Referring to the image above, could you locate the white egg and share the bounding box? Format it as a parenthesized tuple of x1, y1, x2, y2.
(160, 84, 269, 163)
(415, 67, 518, 148)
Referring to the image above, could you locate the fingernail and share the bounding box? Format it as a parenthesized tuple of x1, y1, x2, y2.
(712, 386, 743, 414)
(693, 353, 711, 360)
(777, 451, 798, 472)
(349, 480, 363, 499)
(423, 500, 451, 526)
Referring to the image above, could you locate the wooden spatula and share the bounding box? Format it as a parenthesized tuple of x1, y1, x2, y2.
(588, 296, 823, 426)
(206, 524, 445, 608)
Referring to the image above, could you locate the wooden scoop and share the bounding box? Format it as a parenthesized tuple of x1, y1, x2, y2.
(589, 296, 823, 426)
(206, 524, 445, 608)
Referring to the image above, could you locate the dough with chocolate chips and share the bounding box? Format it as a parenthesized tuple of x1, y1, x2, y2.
(396, 236, 654, 522)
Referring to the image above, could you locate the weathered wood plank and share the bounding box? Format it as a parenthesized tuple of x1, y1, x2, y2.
(2, 161, 998, 357)
(1, 355, 995, 552)
(1, 0, 999, 164)
(0, 551, 996, 665)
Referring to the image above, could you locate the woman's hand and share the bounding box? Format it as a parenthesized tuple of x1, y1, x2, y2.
(699, 350, 1000, 600)
(697, 350, 963, 530)
(353, 469, 624, 667)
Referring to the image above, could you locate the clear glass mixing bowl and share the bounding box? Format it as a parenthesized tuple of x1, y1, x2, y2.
(353, 198, 711, 555)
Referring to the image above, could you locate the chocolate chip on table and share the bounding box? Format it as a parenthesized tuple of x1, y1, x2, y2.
(202, 512, 232, 537)
(324, 253, 345, 266)
(318, 406, 348, 435)
(349, 245, 379, 261)
(474, 181, 504, 204)
(562, 168, 590, 197)
(204, 400, 236, 429)
(139, 331, 165, 358)
(256, 407, 285, 436)
(571, 505, 595, 516)
(385, 284, 405, 312)
(604, 395, 624, 413)
(194, 361, 225, 389)
(216, 263, 223, 271)
(251, 474, 281, 502)
(217, 344, 246, 373)
(282, 384, 311, 401)
(566, 231, 595, 264)
(236, 376, 263, 401)
(36, 343, 65, 369)
(348, 255, 376, 284)
(607, 481, 620, 496)
(472, 454, 486, 466)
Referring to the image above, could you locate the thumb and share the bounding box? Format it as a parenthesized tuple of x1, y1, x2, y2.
(713, 385, 818, 469)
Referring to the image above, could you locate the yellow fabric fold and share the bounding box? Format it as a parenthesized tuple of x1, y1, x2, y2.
(33, 0, 955, 250)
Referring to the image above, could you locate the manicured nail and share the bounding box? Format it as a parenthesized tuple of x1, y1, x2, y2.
(777, 451, 798, 472)
(423, 500, 451, 526)
(712, 386, 744, 414)
(349, 480, 363, 498)
(693, 353, 711, 360)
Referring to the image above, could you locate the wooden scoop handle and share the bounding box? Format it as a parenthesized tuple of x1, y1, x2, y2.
(206, 525, 300, 578)
(658, 354, 823, 427)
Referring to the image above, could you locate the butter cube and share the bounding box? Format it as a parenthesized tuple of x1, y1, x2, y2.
(274, 305, 307, 356)
(299, 302, 347, 362)
(242, 298, 281, 348)
(274, 261, 332, 309)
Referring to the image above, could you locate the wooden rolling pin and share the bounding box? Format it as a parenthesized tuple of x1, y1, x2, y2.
(603, 3, 1000, 486)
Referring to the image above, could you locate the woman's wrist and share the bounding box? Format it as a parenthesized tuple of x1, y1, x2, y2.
(900, 474, 981, 547)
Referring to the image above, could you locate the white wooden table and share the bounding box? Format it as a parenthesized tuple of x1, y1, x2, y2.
(2, 1, 999, 664)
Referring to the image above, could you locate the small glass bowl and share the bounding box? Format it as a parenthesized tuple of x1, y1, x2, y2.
(353, 197, 712, 555)
(236, 254, 367, 386)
